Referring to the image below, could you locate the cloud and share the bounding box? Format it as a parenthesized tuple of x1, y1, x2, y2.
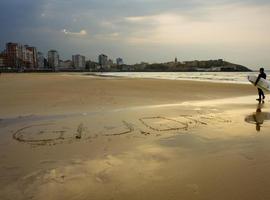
(1, 0, 270, 68)
(125, 16, 150, 22)
(62, 29, 88, 36)
(122, 3, 270, 47)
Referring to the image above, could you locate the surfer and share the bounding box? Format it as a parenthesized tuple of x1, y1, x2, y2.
(255, 68, 267, 101)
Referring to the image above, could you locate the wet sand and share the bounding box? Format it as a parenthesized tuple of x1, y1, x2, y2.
(0, 73, 270, 200)
(0, 73, 255, 117)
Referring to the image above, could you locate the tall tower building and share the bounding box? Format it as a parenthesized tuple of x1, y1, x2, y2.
(98, 54, 108, 68)
(6, 42, 24, 68)
(37, 52, 44, 69)
(26, 46, 38, 68)
(72, 54, 86, 69)
(5, 43, 38, 69)
(48, 50, 59, 69)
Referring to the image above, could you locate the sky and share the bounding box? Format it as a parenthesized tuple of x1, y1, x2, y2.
(1, 0, 270, 69)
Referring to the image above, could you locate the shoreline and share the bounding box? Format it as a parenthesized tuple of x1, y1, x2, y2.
(83, 71, 255, 85)
(1, 71, 257, 84)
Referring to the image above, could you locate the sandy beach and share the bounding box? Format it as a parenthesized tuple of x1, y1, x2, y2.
(0, 73, 270, 200)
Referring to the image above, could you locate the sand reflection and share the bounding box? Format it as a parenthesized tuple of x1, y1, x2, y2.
(2, 132, 270, 200)
(1, 96, 270, 199)
(245, 102, 270, 132)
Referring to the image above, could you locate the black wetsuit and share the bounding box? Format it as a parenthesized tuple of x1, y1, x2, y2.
(255, 72, 267, 100)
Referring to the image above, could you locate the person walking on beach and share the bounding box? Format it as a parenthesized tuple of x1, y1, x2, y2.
(255, 68, 267, 102)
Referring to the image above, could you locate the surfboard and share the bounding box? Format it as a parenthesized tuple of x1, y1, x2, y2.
(247, 75, 270, 92)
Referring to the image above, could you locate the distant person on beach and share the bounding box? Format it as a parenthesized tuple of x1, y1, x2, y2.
(255, 68, 267, 101)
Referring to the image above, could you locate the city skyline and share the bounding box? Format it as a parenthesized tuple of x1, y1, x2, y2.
(1, 0, 270, 70)
(0, 42, 127, 70)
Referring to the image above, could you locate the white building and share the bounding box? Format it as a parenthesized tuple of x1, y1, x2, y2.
(72, 55, 86, 69)
(48, 50, 59, 69)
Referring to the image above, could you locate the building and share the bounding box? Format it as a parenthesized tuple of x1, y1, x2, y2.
(72, 54, 86, 69)
(37, 52, 44, 69)
(0, 52, 8, 68)
(24, 47, 33, 68)
(98, 54, 108, 68)
(26, 46, 38, 68)
(86, 60, 99, 71)
(59, 60, 73, 69)
(48, 50, 59, 69)
(116, 57, 124, 65)
(6, 43, 24, 68)
(108, 59, 113, 67)
(5, 43, 37, 69)
(24, 46, 36, 68)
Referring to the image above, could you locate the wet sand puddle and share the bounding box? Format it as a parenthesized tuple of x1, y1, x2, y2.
(244, 101, 270, 133)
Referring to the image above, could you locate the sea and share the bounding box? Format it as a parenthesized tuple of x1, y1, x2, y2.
(92, 71, 270, 84)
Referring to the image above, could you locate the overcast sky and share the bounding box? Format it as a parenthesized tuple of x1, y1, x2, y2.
(1, 0, 270, 69)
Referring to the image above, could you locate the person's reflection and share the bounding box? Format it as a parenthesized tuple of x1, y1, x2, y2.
(253, 102, 264, 132)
